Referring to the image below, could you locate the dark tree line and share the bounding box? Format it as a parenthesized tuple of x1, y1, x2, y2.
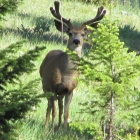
(65, 0, 140, 7)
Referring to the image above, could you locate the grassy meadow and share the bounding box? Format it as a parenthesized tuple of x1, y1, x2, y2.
(1, 0, 140, 139)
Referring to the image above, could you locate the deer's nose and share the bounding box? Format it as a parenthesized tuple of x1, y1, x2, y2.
(73, 39, 80, 45)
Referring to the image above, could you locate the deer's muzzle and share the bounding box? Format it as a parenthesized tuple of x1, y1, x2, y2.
(73, 39, 80, 45)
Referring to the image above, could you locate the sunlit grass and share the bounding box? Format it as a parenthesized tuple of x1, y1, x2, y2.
(1, 0, 140, 139)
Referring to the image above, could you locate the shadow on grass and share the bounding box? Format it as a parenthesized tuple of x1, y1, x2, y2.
(3, 12, 140, 53)
(2, 12, 83, 45)
(4, 26, 68, 45)
(2, 12, 97, 50)
(119, 25, 140, 52)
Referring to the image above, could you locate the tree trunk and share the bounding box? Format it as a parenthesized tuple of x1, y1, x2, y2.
(102, 116, 106, 140)
(108, 92, 114, 140)
(122, 0, 126, 5)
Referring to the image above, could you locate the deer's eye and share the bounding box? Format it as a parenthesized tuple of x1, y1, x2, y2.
(68, 32, 73, 37)
(81, 33, 85, 37)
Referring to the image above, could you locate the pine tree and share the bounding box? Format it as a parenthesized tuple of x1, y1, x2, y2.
(78, 19, 140, 139)
(0, 41, 46, 139)
(0, 0, 23, 20)
(0, 1, 46, 139)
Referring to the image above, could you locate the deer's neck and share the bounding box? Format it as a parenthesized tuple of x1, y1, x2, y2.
(67, 45, 82, 58)
(75, 46, 82, 58)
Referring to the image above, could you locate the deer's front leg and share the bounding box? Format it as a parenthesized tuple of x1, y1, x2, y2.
(45, 99, 52, 127)
(64, 92, 73, 129)
(58, 95, 64, 129)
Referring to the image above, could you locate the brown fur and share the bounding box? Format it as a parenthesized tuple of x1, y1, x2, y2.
(40, 50, 79, 130)
(40, 50, 79, 95)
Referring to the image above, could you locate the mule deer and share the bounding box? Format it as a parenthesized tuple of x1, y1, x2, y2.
(40, 1, 106, 131)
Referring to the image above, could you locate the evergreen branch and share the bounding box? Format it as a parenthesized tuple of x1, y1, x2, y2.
(0, 45, 46, 89)
(0, 0, 23, 17)
(0, 41, 25, 60)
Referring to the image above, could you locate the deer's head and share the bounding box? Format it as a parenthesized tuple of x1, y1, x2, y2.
(50, 1, 106, 57)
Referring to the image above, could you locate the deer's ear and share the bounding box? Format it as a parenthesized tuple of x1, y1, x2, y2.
(89, 22, 99, 29)
(54, 19, 69, 33)
(84, 27, 91, 35)
(84, 22, 99, 34)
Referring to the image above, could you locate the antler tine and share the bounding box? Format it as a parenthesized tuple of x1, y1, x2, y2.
(50, 1, 73, 28)
(81, 6, 106, 29)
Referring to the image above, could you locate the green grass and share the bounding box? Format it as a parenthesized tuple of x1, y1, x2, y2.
(15, 87, 94, 140)
(17, 89, 94, 140)
(1, 0, 140, 139)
